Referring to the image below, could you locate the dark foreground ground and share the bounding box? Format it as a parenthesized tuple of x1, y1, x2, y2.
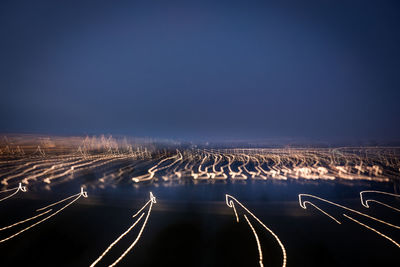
(1, 176, 399, 267)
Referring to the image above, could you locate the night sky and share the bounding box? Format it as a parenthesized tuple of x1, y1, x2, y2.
(1, 0, 399, 142)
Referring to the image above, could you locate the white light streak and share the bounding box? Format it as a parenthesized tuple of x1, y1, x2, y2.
(360, 190, 400, 212)
(0, 187, 87, 243)
(244, 214, 264, 267)
(90, 192, 156, 267)
(299, 193, 400, 248)
(298, 194, 400, 229)
(343, 214, 400, 248)
(0, 183, 27, 202)
(226, 194, 287, 267)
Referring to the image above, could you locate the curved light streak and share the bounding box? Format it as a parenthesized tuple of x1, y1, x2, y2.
(90, 192, 156, 267)
(301, 201, 341, 224)
(298, 194, 400, 229)
(1, 145, 398, 187)
(343, 214, 400, 248)
(360, 190, 400, 211)
(244, 214, 264, 267)
(0, 187, 87, 243)
(299, 193, 400, 248)
(0, 183, 27, 202)
(226, 194, 287, 267)
(132, 151, 182, 182)
(0, 209, 52, 231)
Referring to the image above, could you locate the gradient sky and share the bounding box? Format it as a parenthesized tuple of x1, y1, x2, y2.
(1, 0, 399, 142)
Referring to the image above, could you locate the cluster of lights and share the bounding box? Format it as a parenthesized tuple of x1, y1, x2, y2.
(131, 148, 395, 183)
(1, 143, 399, 189)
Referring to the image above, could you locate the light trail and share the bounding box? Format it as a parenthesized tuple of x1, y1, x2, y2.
(343, 214, 400, 248)
(1, 155, 99, 186)
(0, 183, 27, 202)
(99, 162, 136, 184)
(133, 147, 398, 182)
(90, 192, 156, 267)
(0, 209, 52, 231)
(1, 136, 399, 186)
(132, 151, 182, 182)
(0, 160, 39, 177)
(244, 214, 264, 267)
(361, 200, 400, 213)
(301, 201, 342, 224)
(0, 187, 88, 243)
(21, 157, 90, 184)
(299, 193, 400, 248)
(226, 194, 287, 267)
(227, 155, 247, 180)
(360, 190, 400, 212)
(230, 200, 239, 223)
(0, 156, 80, 185)
(43, 155, 128, 184)
(298, 194, 400, 229)
(90, 213, 145, 267)
(212, 153, 229, 180)
(191, 152, 210, 180)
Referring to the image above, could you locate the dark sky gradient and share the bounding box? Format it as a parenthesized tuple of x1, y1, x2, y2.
(1, 0, 399, 142)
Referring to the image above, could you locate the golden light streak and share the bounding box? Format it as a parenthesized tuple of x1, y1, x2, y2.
(226, 194, 287, 267)
(132, 151, 182, 182)
(21, 157, 89, 184)
(299, 193, 400, 248)
(360, 190, 400, 212)
(1, 139, 399, 186)
(362, 200, 400, 213)
(343, 214, 400, 248)
(90, 192, 156, 267)
(90, 213, 145, 267)
(42, 155, 129, 184)
(244, 214, 264, 267)
(0, 187, 87, 243)
(0, 183, 27, 202)
(230, 200, 239, 223)
(0, 209, 52, 231)
(298, 194, 400, 229)
(1, 159, 62, 185)
(301, 201, 342, 224)
(37, 187, 88, 211)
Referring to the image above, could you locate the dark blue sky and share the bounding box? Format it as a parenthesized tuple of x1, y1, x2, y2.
(1, 0, 399, 142)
